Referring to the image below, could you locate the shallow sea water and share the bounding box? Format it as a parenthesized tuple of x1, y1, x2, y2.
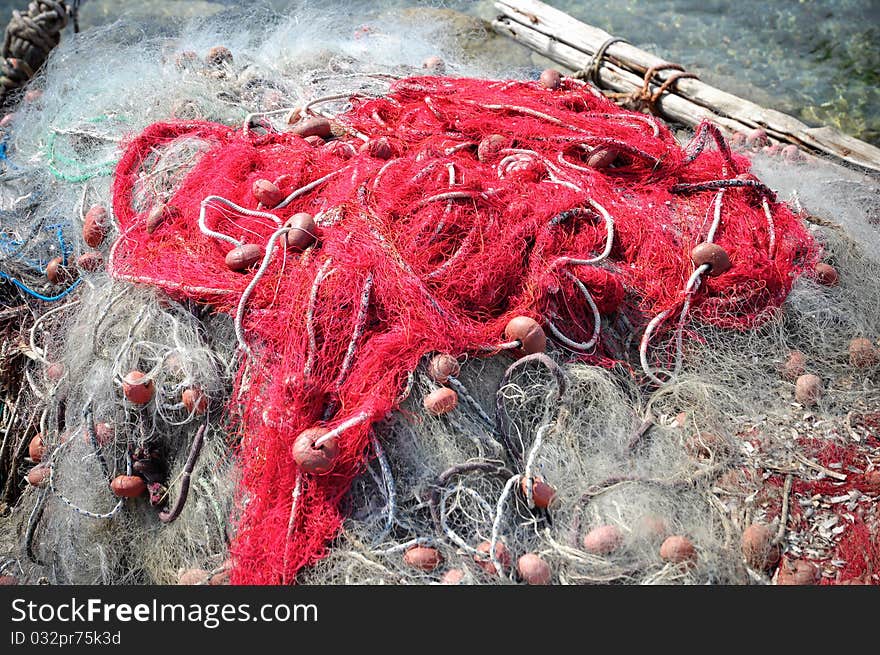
(0, 0, 877, 145)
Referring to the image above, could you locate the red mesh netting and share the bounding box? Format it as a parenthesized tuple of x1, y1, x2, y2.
(107, 76, 817, 584)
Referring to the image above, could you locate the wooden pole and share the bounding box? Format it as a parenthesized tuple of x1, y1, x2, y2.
(493, 0, 880, 174)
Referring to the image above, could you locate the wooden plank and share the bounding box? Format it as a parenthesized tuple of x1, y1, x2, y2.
(493, 17, 750, 137)
(494, 0, 880, 173)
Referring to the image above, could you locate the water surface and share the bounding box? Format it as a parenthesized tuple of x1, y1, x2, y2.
(0, 0, 876, 145)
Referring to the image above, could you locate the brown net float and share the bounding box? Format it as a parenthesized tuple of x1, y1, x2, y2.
(504, 316, 547, 357)
(122, 370, 155, 405)
(426, 354, 460, 384)
(110, 475, 147, 498)
(225, 244, 265, 272)
(691, 242, 732, 276)
(83, 205, 107, 248)
(423, 387, 458, 416)
(282, 212, 318, 252)
(292, 428, 339, 475)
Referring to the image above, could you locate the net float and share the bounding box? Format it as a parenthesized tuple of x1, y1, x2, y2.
(849, 337, 878, 368)
(582, 525, 623, 555)
(761, 144, 782, 157)
(477, 134, 509, 162)
(741, 523, 780, 571)
(225, 243, 265, 272)
(291, 116, 332, 139)
(403, 545, 443, 571)
(539, 68, 562, 89)
(782, 144, 806, 163)
(24, 89, 42, 103)
(304, 135, 325, 146)
(83, 204, 108, 247)
(28, 434, 46, 462)
(422, 55, 446, 74)
(780, 350, 806, 381)
(27, 465, 50, 487)
(440, 568, 465, 584)
(93, 421, 114, 446)
(775, 557, 818, 585)
(46, 361, 64, 381)
(746, 128, 769, 148)
(292, 427, 339, 475)
(178, 568, 210, 585)
(285, 107, 302, 124)
(252, 179, 283, 207)
(76, 252, 104, 272)
(174, 50, 199, 70)
(205, 45, 233, 67)
(814, 262, 838, 286)
(794, 373, 822, 406)
(517, 553, 551, 585)
(209, 560, 232, 585)
(586, 147, 619, 170)
(46, 256, 74, 284)
(503, 155, 546, 182)
(182, 387, 208, 414)
(427, 354, 460, 384)
(691, 242, 732, 276)
(474, 540, 511, 575)
(729, 132, 747, 148)
(504, 315, 546, 356)
(520, 476, 557, 509)
(110, 474, 147, 498)
(122, 370, 155, 405)
(359, 136, 394, 159)
(636, 515, 669, 542)
(323, 139, 356, 160)
(146, 203, 174, 234)
(423, 387, 458, 416)
(660, 535, 697, 565)
(0, 113, 15, 128)
(282, 212, 318, 252)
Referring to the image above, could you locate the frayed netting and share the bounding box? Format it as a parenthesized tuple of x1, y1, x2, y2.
(0, 12, 877, 587)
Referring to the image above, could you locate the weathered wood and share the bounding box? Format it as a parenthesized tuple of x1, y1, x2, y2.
(493, 0, 880, 174)
(494, 17, 746, 136)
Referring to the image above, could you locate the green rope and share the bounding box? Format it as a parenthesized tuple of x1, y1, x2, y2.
(45, 115, 126, 182)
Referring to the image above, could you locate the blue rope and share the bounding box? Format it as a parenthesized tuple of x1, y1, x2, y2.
(0, 271, 82, 302)
(0, 236, 45, 272)
(1, 220, 76, 272)
(0, 132, 19, 172)
(55, 226, 70, 265)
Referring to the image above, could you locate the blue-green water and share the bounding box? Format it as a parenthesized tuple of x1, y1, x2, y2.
(2, 0, 877, 145)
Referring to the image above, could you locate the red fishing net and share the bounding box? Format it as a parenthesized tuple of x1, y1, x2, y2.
(107, 75, 816, 584)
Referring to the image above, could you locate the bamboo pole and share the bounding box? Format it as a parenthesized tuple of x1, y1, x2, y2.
(493, 0, 880, 174)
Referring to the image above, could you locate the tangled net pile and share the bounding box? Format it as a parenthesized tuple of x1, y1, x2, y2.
(0, 12, 877, 586)
(107, 72, 815, 584)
